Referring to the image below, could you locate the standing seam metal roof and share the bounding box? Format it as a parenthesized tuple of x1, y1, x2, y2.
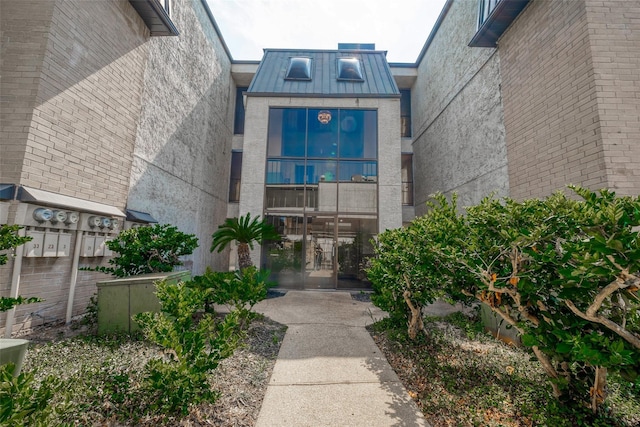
(248, 49, 400, 97)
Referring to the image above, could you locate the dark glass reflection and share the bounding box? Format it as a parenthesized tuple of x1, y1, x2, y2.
(337, 161, 377, 182)
(306, 160, 337, 184)
(307, 109, 338, 158)
(337, 57, 363, 80)
(285, 57, 312, 80)
(266, 159, 307, 184)
(268, 109, 307, 157)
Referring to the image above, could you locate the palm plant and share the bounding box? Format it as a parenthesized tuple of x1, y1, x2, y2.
(210, 213, 280, 270)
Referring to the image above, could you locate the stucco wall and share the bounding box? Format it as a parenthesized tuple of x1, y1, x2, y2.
(412, 0, 508, 215)
(241, 96, 402, 265)
(126, 0, 235, 275)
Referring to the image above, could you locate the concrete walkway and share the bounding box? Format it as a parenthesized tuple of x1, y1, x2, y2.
(254, 291, 429, 427)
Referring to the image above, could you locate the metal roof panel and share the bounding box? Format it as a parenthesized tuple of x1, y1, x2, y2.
(248, 50, 399, 97)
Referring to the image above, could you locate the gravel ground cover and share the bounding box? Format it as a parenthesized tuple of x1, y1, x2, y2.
(369, 313, 640, 427)
(13, 296, 639, 426)
(18, 315, 286, 426)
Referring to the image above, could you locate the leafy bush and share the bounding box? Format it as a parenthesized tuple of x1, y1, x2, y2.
(134, 280, 240, 414)
(368, 187, 640, 413)
(0, 363, 65, 426)
(0, 225, 42, 313)
(86, 224, 198, 277)
(0, 224, 32, 266)
(368, 194, 468, 336)
(188, 266, 274, 325)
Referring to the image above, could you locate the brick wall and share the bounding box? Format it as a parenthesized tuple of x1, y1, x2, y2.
(0, 0, 56, 185)
(1, 0, 149, 333)
(1, 0, 149, 206)
(586, 0, 640, 196)
(499, 0, 607, 199)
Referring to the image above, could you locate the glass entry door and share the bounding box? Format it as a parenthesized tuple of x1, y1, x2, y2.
(305, 215, 337, 289)
(335, 217, 377, 289)
(264, 214, 376, 289)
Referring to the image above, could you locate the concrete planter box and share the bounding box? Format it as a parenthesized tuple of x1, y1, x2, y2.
(480, 303, 521, 346)
(0, 338, 30, 376)
(96, 270, 191, 334)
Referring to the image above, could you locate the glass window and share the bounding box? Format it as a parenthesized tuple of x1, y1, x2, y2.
(266, 108, 378, 214)
(268, 108, 307, 157)
(266, 159, 307, 184)
(285, 57, 312, 80)
(265, 187, 307, 209)
(228, 151, 242, 202)
(306, 160, 337, 184)
(307, 109, 338, 158)
(234, 87, 247, 135)
(337, 57, 363, 81)
(400, 89, 412, 137)
(339, 110, 377, 158)
(337, 161, 377, 182)
(401, 153, 414, 206)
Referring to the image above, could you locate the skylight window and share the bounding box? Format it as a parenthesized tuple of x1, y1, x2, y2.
(337, 57, 363, 81)
(285, 57, 312, 80)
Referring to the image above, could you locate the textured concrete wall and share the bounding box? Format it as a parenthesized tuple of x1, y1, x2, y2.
(586, 0, 640, 196)
(499, 0, 607, 200)
(126, 0, 234, 275)
(241, 96, 402, 265)
(412, 0, 508, 215)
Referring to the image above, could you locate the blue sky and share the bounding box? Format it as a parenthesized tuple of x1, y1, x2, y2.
(206, 0, 449, 63)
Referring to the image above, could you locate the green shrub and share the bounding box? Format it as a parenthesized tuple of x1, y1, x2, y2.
(0, 363, 66, 426)
(134, 280, 240, 414)
(0, 224, 32, 266)
(369, 187, 640, 413)
(85, 224, 198, 277)
(0, 225, 41, 313)
(367, 193, 468, 336)
(188, 266, 274, 325)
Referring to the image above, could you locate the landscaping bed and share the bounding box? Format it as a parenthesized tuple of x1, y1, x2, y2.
(369, 313, 640, 427)
(16, 315, 286, 426)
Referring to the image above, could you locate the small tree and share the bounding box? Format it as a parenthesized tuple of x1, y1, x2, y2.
(86, 224, 198, 277)
(368, 194, 470, 337)
(210, 213, 279, 270)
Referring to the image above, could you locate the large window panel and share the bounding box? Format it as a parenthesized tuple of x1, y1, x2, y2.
(265, 186, 307, 209)
(307, 109, 338, 158)
(266, 159, 306, 184)
(268, 108, 307, 157)
(306, 160, 337, 184)
(337, 161, 377, 182)
(339, 110, 377, 158)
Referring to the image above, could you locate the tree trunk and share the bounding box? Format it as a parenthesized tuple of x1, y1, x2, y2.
(237, 243, 253, 270)
(591, 366, 607, 414)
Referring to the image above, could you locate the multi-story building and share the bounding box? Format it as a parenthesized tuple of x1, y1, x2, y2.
(1, 0, 638, 333)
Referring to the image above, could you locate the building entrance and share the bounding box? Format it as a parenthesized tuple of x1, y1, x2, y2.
(263, 214, 376, 290)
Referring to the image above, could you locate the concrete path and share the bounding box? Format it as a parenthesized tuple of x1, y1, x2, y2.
(254, 291, 429, 427)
